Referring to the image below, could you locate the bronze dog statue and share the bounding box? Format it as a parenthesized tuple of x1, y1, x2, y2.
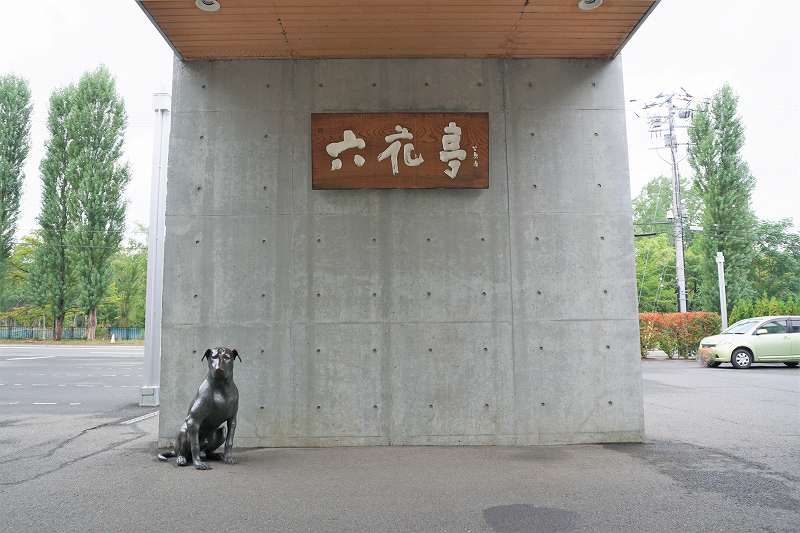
(158, 347, 240, 469)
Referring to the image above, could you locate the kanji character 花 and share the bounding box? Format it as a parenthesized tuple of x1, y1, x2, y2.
(377, 125, 424, 176)
(326, 130, 366, 171)
(439, 122, 467, 179)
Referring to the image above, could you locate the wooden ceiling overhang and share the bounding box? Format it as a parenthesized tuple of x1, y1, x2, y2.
(136, 0, 659, 60)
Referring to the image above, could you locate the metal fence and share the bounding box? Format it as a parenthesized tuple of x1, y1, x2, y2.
(0, 326, 144, 341)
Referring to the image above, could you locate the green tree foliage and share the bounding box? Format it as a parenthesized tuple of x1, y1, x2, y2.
(635, 233, 676, 312)
(0, 75, 32, 279)
(104, 230, 147, 327)
(689, 84, 757, 312)
(751, 219, 800, 299)
(65, 67, 130, 339)
(30, 86, 76, 339)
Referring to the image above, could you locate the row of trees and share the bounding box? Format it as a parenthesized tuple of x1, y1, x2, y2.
(0, 67, 135, 339)
(634, 84, 800, 315)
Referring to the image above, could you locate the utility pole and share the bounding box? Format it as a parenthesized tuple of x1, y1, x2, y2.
(667, 97, 688, 312)
(630, 89, 705, 313)
(716, 252, 728, 330)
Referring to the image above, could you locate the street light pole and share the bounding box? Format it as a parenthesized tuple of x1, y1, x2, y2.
(716, 252, 728, 330)
(141, 93, 171, 407)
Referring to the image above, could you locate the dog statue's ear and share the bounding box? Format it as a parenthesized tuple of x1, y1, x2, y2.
(201, 349, 212, 361)
(232, 349, 241, 361)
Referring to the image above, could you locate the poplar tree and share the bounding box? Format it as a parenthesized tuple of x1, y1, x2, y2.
(688, 84, 756, 311)
(31, 86, 75, 340)
(66, 67, 129, 340)
(0, 75, 32, 280)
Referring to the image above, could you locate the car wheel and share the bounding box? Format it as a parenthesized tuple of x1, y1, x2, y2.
(705, 360, 721, 368)
(731, 349, 752, 369)
(784, 362, 799, 368)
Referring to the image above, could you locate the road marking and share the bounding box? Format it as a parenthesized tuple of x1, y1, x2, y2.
(7, 355, 56, 361)
(103, 385, 112, 388)
(5, 401, 20, 405)
(32, 383, 48, 386)
(120, 385, 138, 388)
(75, 384, 94, 388)
(13, 384, 22, 386)
(58, 384, 66, 387)
(69, 402, 81, 406)
(32, 402, 57, 405)
(121, 411, 159, 425)
(101, 374, 117, 377)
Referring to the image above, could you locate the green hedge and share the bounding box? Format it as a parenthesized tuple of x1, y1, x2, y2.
(640, 312, 722, 359)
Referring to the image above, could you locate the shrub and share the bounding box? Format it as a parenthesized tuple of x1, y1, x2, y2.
(639, 312, 721, 359)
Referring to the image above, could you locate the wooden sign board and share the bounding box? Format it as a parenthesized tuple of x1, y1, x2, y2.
(311, 113, 489, 189)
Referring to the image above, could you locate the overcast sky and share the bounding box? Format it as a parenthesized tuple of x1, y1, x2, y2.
(2, 0, 797, 240)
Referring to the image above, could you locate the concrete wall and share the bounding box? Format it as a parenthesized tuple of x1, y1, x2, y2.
(159, 58, 644, 447)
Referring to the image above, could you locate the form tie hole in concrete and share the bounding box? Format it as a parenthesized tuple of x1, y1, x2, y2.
(532, 183, 538, 189)
(195, 239, 200, 244)
(263, 185, 267, 190)
(536, 290, 542, 295)
(540, 402, 546, 406)
(316, 405, 321, 409)
(429, 404, 434, 408)
(372, 82, 377, 87)
(193, 294, 198, 299)
(316, 238, 321, 243)
(199, 135, 204, 140)
(192, 350, 197, 354)
(603, 289, 608, 294)
(201, 84, 206, 89)
(608, 400, 613, 405)
(260, 406, 265, 409)
(597, 183, 602, 188)
(600, 236, 605, 240)
(534, 236, 539, 241)
(372, 292, 377, 297)
(318, 83, 323, 88)
(260, 349, 264, 354)
(484, 403, 490, 407)
(316, 292, 321, 297)
(262, 239, 266, 243)
(482, 291, 487, 296)
(528, 81, 533, 88)
(477, 81, 483, 87)
(424, 81, 430, 87)
(264, 134, 269, 139)
(606, 345, 611, 349)
(530, 132, 535, 137)
(261, 293, 265, 298)
(265, 83, 270, 88)
(481, 237, 485, 242)
(592, 81, 597, 87)
(316, 348, 321, 353)
(372, 348, 377, 353)
(428, 348, 433, 353)
(196, 185, 202, 191)
(426, 237, 431, 242)
(373, 404, 378, 409)
(483, 347, 488, 352)
(594, 132, 599, 136)
(372, 237, 377, 242)
(426, 291, 432, 297)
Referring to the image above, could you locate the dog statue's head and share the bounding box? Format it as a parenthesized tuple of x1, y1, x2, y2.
(201, 347, 241, 380)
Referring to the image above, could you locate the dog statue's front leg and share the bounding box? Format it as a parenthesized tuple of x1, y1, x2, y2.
(186, 417, 210, 470)
(223, 416, 237, 464)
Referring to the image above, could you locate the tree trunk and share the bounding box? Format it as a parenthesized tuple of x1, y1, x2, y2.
(86, 308, 97, 340)
(54, 315, 64, 341)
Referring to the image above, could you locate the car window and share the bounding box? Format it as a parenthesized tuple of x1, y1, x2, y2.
(790, 319, 800, 333)
(759, 320, 787, 334)
(722, 319, 758, 334)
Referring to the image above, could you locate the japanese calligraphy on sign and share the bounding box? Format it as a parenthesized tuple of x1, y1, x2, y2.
(311, 113, 489, 189)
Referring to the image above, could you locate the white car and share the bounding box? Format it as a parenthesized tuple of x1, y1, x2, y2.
(698, 316, 800, 369)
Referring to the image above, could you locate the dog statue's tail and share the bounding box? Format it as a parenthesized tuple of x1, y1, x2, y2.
(157, 450, 175, 462)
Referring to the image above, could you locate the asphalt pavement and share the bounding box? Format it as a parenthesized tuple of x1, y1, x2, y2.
(0, 344, 146, 415)
(0, 349, 797, 532)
